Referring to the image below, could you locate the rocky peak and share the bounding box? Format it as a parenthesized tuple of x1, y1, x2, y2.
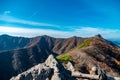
(45, 55, 59, 73)
(10, 54, 75, 80)
(94, 34, 103, 39)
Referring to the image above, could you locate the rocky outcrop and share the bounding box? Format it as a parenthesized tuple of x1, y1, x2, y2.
(10, 55, 75, 80)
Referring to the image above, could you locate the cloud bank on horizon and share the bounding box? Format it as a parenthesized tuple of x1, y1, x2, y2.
(0, 26, 120, 39)
(0, 0, 120, 39)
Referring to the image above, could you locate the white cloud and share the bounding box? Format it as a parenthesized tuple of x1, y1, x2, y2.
(71, 27, 120, 39)
(0, 26, 68, 38)
(0, 26, 120, 39)
(0, 15, 60, 27)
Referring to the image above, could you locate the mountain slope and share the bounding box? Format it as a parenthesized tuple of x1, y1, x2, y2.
(0, 34, 31, 51)
(0, 35, 85, 80)
(0, 34, 120, 80)
(60, 35, 120, 77)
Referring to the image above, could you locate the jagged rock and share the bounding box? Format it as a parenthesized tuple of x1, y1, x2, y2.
(10, 54, 75, 80)
(89, 66, 97, 75)
(66, 62, 75, 72)
(51, 73, 61, 80)
(45, 55, 60, 73)
(10, 64, 53, 80)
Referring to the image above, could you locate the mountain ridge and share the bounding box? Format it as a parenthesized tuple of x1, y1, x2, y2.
(59, 35, 120, 77)
(0, 34, 85, 80)
(0, 34, 120, 80)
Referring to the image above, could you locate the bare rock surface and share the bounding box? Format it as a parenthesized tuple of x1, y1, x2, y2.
(10, 54, 75, 80)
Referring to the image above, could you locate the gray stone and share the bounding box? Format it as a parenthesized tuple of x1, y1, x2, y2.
(10, 54, 75, 80)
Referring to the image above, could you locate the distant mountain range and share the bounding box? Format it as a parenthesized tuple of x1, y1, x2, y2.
(0, 34, 120, 80)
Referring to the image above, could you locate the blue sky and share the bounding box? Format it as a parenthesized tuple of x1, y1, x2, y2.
(0, 0, 120, 39)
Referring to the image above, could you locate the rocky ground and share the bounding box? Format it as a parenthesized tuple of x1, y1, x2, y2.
(10, 55, 76, 80)
(10, 54, 120, 80)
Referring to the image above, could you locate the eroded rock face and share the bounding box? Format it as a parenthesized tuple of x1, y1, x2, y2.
(10, 64, 53, 80)
(10, 55, 75, 80)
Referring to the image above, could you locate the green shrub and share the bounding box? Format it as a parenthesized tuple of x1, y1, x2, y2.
(79, 38, 93, 48)
(57, 53, 71, 62)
